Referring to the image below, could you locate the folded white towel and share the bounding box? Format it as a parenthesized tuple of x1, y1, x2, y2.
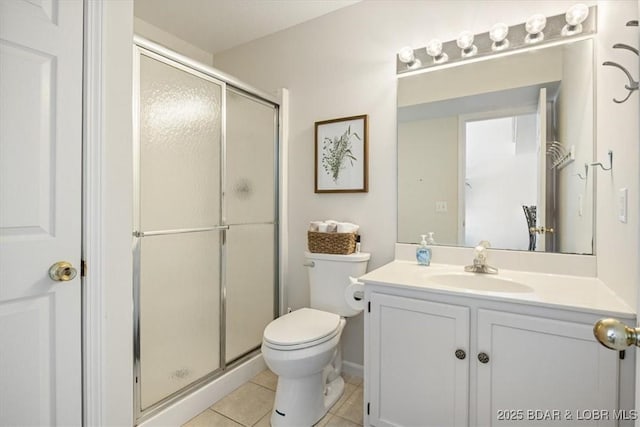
(310, 220, 359, 233)
(337, 222, 359, 233)
(309, 221, 323, 231)
(324, 220, 338, 232)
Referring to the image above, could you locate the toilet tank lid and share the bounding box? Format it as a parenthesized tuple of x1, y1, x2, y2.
(263, 308, 340, 346)
(304, 251, 370, 262)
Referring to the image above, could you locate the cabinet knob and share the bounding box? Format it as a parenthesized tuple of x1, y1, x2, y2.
(455, 349, 466, 360)
(478, 352, 490, 364)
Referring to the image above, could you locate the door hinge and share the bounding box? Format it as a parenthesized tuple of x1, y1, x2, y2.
(620, 350, 626, 360)
(81, 260, 87, 277)
(367, 301, 371, 312)
(367, 402, 370, 415)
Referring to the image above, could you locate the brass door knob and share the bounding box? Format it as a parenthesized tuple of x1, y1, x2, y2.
(593, 318, 640, 350)
(48, 261, 77, 281)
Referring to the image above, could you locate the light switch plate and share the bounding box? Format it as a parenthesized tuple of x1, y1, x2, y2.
(618, 188, 628, 223)
(435, 201, 448, 213)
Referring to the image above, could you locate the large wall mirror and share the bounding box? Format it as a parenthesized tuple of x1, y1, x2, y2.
(397, 38, 595, 254)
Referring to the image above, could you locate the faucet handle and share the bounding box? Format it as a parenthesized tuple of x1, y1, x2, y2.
(473, 241, 490, 264)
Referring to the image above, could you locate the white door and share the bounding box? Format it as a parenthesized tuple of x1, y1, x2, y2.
(368, 293, 469, 427)
(535, 88, 547, 251)
(0, 1, 83, 425)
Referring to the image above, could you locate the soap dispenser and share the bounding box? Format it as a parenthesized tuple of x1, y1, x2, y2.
(416, 234, 432, 266)
(427, 232, 436, 245)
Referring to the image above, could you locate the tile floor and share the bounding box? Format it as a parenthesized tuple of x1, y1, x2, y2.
(182, 369, 364, 427)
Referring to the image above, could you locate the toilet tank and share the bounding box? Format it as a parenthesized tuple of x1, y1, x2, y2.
(305, 251, 370, 317)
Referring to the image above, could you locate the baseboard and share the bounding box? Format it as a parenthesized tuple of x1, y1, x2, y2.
(342, 361, 363, 379)
(139, 354, 267, 427)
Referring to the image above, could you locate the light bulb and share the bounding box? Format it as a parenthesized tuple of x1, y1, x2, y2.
(426, 39, 442, 57)
(398, 46, 421, 70)
(425, 39, 448, 64)
(525, 14, 546, 43)
(457, 31, 477, 57)
(398, 46, 415, 64)
(562, 4, 589, 36)
(489, 23, 509, 51)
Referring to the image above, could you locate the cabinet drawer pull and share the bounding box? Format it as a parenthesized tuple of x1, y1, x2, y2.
(478, 352, 490, 364)
(455, 349, 466, 360)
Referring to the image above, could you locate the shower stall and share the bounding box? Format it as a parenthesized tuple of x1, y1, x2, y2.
(132, 38, 279, 421)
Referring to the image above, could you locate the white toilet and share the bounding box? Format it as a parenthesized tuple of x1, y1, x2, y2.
(262, 251, 370, 426)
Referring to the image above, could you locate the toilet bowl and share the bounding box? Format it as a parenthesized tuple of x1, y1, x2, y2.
(262, 308, 346, 426)
(262, 252, 370, 427)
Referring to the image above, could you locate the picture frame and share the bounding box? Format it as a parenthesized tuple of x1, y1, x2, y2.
(314, 114, 369, 193)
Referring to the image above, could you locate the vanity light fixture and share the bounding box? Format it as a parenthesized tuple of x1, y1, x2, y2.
(562, 3, 590, 36)
(396, 5, 596, 75)
(489, 23, 509, 51)
(457, 31, 477, 57)
(398, 46, 421, 69)
(525, 14, 547, 44)
(426, 39, 448, 64)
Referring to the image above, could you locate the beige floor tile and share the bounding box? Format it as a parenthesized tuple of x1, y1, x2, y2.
(342, 373, 363, 387)
(322, 415, 362, 427)
(212, 382, 275, 426)
(253, 412, 271, 427)
(314, 411, 333, 427)
(251, 369, 278, 391)
(329, 382, 357, 415)
(334, 386, 363, 425)
(183, 409, 243, 427)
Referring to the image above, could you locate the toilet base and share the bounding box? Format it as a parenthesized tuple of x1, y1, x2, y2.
(270, 374, 345, 427)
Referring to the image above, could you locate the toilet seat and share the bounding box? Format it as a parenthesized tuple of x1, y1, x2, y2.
(263, 308, 341, 351)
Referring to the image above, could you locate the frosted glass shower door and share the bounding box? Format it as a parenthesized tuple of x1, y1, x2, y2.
(225, 89, 278, 363)
(136, 52, 223, 411)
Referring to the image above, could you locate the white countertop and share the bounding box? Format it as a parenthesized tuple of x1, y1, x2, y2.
(360, 260, 635, 318)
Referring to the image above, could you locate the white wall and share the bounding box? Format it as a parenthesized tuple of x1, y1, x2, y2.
(398, 116, 458, 244)
(557, 39, 595, 254)
(134, 17, 214, 66)
(103, 1, 134, 425)
(595, 1, 639, 304)
(214, 0, 634, 366)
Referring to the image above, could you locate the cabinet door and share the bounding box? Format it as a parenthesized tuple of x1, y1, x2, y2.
(369, 293, 470, 427)
(476, 309, 619, 426)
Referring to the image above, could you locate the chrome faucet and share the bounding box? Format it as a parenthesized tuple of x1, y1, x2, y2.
(464, 240, 498, 274)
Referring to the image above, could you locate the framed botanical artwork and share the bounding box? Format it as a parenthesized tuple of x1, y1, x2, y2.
(314, 114, 369, 193)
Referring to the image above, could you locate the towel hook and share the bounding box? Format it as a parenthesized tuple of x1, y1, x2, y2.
(576, 164, 588, 180)
(613, 43, 639, 56)
(589, 150, 613, 172)
(602, 61, 639, 103)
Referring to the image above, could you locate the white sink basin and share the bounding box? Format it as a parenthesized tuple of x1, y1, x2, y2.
(428, 272, 534, 293)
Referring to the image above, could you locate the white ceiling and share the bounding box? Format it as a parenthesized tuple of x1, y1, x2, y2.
(134, 0, 361, 55)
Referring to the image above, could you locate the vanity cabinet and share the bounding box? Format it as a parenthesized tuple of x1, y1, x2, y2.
(365, 289, 627, 427)
(475, 309, 618, 426)
(368, 293, 470, 427)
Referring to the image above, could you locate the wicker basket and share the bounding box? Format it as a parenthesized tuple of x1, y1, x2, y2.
(307, 231, 356, 255)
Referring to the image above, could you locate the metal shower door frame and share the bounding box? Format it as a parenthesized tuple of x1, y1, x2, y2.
(132, 37, 280, 424)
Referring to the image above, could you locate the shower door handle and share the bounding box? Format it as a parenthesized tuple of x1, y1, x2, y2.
(133, 225, 229, 238)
